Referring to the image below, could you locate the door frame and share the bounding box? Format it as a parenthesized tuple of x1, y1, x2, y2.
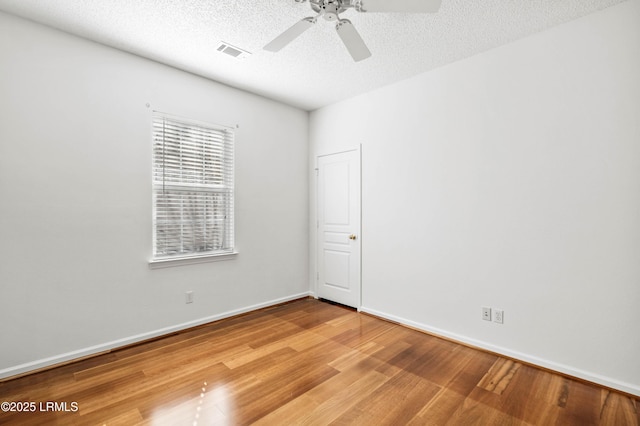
(314, 146, 362, 309)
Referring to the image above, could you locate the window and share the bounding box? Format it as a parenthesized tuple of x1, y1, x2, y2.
(152, 112, 234, 262)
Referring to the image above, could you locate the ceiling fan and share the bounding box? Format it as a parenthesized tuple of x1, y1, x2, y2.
(264, 0, 443, 62)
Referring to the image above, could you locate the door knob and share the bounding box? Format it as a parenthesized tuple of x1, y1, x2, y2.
(349, 234, 357, 240)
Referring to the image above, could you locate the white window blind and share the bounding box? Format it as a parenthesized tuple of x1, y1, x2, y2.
(152, 112, 234, 260)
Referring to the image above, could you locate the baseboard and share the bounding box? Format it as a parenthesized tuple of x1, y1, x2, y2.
(360, 306, 640, 398)
(0, 292, 312, 381)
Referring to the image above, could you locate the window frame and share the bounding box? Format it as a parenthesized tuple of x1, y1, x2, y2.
(149, 111, 237, 268)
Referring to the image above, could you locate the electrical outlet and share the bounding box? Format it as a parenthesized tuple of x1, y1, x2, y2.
(494, 309, 504, 324)
(185, 291, 194, 304)
(482, 307, 491, 321)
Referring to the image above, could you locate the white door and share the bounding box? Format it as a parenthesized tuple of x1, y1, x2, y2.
(317, 149, 361, 308)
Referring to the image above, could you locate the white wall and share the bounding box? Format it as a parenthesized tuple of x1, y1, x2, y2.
(0, 12, 309, 377)
(310, 0, 640, 396)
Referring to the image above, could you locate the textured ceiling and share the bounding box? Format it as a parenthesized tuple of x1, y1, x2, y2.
(0, 0, 628, 111)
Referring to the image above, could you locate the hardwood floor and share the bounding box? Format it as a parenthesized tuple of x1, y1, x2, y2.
(1, 298, 638, 425)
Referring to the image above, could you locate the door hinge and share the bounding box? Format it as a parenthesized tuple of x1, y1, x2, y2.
(315, 168, 319, 176)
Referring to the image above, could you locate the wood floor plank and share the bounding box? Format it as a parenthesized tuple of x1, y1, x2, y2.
(599, 390, 640, 426)
(93, 408, 144, 425)
(331, 369, 442, 425)
(444, 348, 497, 396)
(254, 369, 389, 426)
(0, 299, 637, 426)
(228, 363, 339, 424)
(445, 394, 533, 426)
(477, 358, 521, 394)
(470, 361, 562, 425)
(410, 388, 462, 425)
(327, 340, 384, 372)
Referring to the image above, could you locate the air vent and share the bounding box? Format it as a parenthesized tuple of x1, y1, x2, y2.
(216, 42, 251, 59)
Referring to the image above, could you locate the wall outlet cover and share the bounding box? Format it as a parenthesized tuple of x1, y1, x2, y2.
(482, 307, 491, 321)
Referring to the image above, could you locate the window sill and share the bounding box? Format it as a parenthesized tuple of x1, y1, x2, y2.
(148, 252, 238, 269)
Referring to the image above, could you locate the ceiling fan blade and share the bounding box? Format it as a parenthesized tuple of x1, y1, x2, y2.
(357, 0, 442, 13)
(264, 17, 316, 52)
(335, 19, 371, 62)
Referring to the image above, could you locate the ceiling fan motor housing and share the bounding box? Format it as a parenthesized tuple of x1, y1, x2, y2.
(312, 0, 347, 21)
(323, 2, 339, 20)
